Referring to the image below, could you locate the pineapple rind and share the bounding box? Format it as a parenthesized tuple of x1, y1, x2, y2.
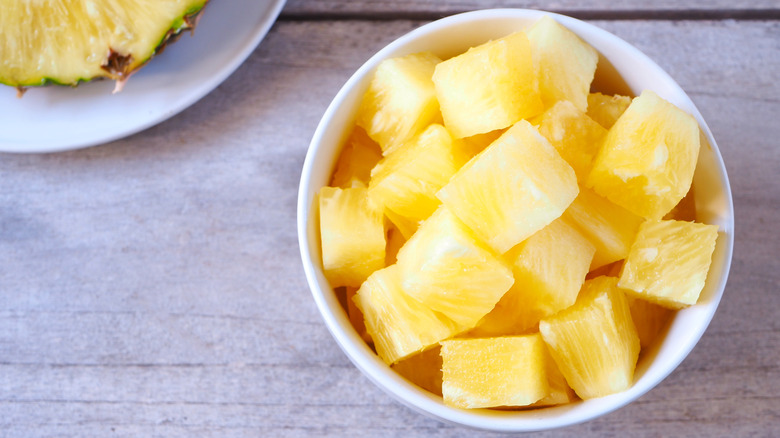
(618, 219, 719, 309)
(0, 0, 209, 87)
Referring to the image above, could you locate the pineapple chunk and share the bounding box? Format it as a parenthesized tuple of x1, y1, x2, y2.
(627, 295, 674, 349)
(587, 90, 701, 220)
(539, 276, 640, 399)
(384, 224, 407, 266)
(619, 220, 719, 309)
(392, 346, 443, 396)
(330, 126, 383, 188)
(396, 207, 514, 328)
(562, 186, 644, 270)
(533, 100, 608, 182)
(437, 120, 578, 254)
(528, 16, 599, 112)
(369, 124, 465, 225)
(441, 335, 549, 409)
(587, 92, 632, 129)
(357, 52, 442, 155)
(472, 219, 595, 336)
(354, 265, 460, 365)
(432, 31, 542, 138)
(319, 187, 385, 287)
(384, 208, 419, 240)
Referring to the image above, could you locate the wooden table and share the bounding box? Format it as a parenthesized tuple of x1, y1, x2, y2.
(2, 2, 778, 436)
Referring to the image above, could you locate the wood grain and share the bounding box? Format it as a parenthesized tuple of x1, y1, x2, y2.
(282, 0, 780, 18)
(1, 13, 778, 438)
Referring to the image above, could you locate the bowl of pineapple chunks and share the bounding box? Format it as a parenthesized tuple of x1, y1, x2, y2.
(298, 8, 734, 432)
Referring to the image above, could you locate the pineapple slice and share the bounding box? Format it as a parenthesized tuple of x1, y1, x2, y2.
(627, 295, 674, 349)
(392, 346, 443, 396)
(562, 186, 644, 270)
(354, 265, 460, 365)
(437, 120, 578, 254)
(357, 52, 442, 155)
(396, 207, 514, 328)
(528, 16, 599, 112)
(441, 335, 549, 409)
(369, 124, 466, 225)
(319, 187, 385, 287)
(587, 90, 701, 220)
(587, 92, 632, 129)
(539, 276, 640, 399)
(331, 126, 383, 188)
(619, 219, 719, 309)
(472, 219, 595, 336)
(533, 100, 608, 182)
(1, 0, 208, 90)
(432, 31, 542, 138)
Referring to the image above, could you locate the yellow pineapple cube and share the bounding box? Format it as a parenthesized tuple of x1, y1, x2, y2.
(618, 219, 719, 309)
(533, 100, 608, 182)
(539, 276, 640, 399)
(562, 186, 644, 270)
(357, 52, 442, 155)
(587, 90, 701, 220)
(441, 334, 549, 409)
(528, 16, 598, 112)
(396, 207, 514, 328)
(354, 265, 460, 365)
(319, 187, 385, 287)
(392, 346, 443, 396)
(587, 92, 632, 129)
(369, 124, 466, 225)
(330, 126, 383, 188)
(432, 31, 542, 138)
(472, 219, 595, 336)
(627, 295, 674, 349)
(437, 120, 578, 254)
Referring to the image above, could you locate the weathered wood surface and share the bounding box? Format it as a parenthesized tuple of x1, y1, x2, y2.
(283, 0, 780, 18)
(1, 8, 779, 438)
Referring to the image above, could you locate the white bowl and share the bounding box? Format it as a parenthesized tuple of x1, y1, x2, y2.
(297, 8, 734, 432)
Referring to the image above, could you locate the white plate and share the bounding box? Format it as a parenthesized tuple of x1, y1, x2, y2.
(0, 0, 286, 153)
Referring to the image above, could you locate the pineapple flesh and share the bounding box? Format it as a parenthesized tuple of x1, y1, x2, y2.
(1, 0, 209, 90)
(437, 120, 578, 254)
(619, 219, 719, 309)
(432, 31, 542, 138)
(587, 92, 632, 129)
(396, 207, 514, 328)
(369, 124, 465, 225)
(533, 100, 608, 182)
(357, 52, 442, 155)
(587, 90, 701, 220)
(354, 265, 460, 365)
(441, 335, 549, 409)
(472, 218, 595, 336)
(331, 126, 383, 189)
(528, 16, 598, 112)
(319, 187, 385, 288)
(539, 276, 640, 399)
